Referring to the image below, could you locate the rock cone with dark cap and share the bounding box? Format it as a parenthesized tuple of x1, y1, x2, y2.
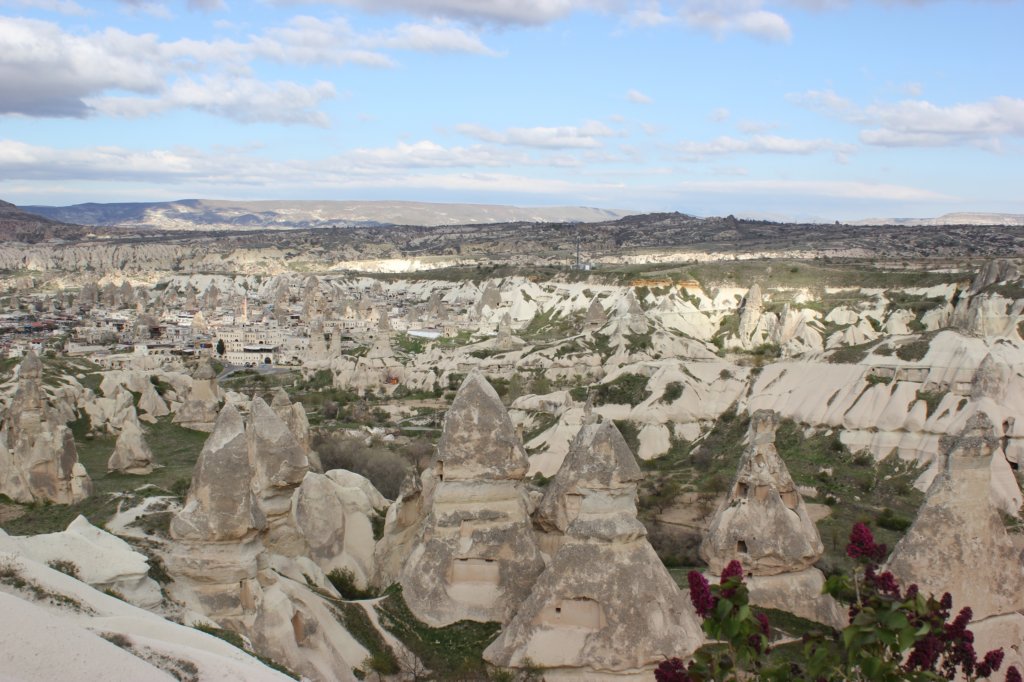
(887, 413, 1024, 621)
(398, 371, 544, 626)
(0, 350, 91, 504)
(485, 419, 703, 676)
(700, 409, 822, 576)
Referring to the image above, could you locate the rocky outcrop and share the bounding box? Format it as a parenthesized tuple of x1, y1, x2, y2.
(168, 401, 380, 682)
(701, 410, 823, 575)
(887, 413, 1024, 621)
(106, 412, 155, 474)
(397, 371, 545, 626)
(700, 410, 841, 626)
(249, 397, 310, 552)
(585, 297, 607, 330)
(737, 283, 765, 344)
(485, 419, 704, 676)
(970, 259, 1019, 295)
(172, 357, 223, 432)
(270, 387, 321, 472)
(0, 515, 161, 608)
(170, 404, 265, 543)
(0, 351, 92, 504)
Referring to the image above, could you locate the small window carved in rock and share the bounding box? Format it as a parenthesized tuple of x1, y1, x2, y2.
(735, 482, 749, 498)
(737, 540, 747, 554)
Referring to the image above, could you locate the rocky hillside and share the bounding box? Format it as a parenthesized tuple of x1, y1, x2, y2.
(21, 199, 635, 230)
(0, 200, 91, 244)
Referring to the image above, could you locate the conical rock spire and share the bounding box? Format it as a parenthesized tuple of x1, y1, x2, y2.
(700, 409, 823, 575)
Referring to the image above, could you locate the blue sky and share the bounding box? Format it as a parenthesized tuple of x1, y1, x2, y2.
(0, 0, 1021, 221)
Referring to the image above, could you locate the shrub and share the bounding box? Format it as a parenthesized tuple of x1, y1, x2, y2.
(661, 381, 684, 403)
(594, 373, 651, 407)
(877, 507, 913, 532)
(47, 559, 80, 579)
(314, 433, 412, 499)
(327, 568, 376, 600)
(657, 524, 1016, 682)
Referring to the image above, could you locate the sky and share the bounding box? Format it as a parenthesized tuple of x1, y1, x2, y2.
(0, 0, 1022, 221)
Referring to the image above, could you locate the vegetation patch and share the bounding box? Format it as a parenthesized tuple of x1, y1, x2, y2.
(326, 568, 377, 600)
(331, 602, 400, 677)
(375, 585, 501, 680)
(592, 372, 651, 407)
(194, 624, 300, 680)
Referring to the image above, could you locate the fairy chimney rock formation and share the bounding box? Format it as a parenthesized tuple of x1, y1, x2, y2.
(737, 283, 764, 343)
(399, 371, 544, 626)
(172, 356, 223, 432)
(170, 405, 265, 542)
(886, 413, 1024, 621)
(476, 283, 502, 316)
(535, 420, 643, 536)
(700, 409, 823, 576)
(585, 297, 607, 330)
(106, 412, 155, 475)
(0, 350, 92, 504)
(971, 353, 1011, 401)
(269, 387, 320, 472)
(485, 419, 704, 675)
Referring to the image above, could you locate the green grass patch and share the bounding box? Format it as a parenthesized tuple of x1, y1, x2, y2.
(331, 602, 400, 677)
(2, 415, 208, 535)
(375, 585, 501, 679)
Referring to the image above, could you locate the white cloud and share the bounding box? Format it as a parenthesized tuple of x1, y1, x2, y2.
(711, 107, 730, 122)
(676, 134, 851, 156)
(271, 0, 614, 26)
(860, 97, 1024, 148)
(627, 0, 674, 25)
(88, 75, 337, 126)
(187, 0, 225, 10)
(0, 0, 90, 15)
(675, 178, 951, 201)
(0, 17, 169, 117)
(0, 139, 624, 198)
(345, 140, 524, 168)
(786, 88, 858, 117)
(790, 88, 1024, 149)
(681, 1, 792, 42)
(117, 1, 173, 19)
(627, 89, 653, 104)
(737, 119, 777, 133)
(457, 121, 619, 149)
(370, 20, 499, 55)
(252, 16, 395, 66)
(0, 14, 498, 123)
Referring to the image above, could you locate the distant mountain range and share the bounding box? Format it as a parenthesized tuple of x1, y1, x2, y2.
(20, 199, 636, 231)
(0, 200, 91, 243)
(848, 212, 1024, 227)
